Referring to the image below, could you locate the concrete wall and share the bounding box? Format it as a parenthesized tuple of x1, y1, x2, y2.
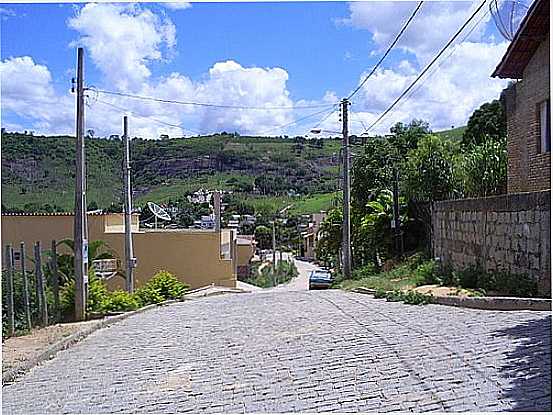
(432, 191, 551, 295)
(1, 213, 236, 290)
(503, 33, 550, 193)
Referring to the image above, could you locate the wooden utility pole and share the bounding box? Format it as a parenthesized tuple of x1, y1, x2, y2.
(50, 240, 61, 323)
(34, 242, 48, 327)
(341, 98, 352, 279)
(74, 47, 88, 321)
(20, 242, 32, 331)
(123, 116, 136, 293)
(4, 244, 15, 337)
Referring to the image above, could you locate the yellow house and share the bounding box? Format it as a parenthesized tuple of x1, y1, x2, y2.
(1, 212, 237, 289)
(301, 211, 327, 260)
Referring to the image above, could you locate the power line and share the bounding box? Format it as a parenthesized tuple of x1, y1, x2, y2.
(364, 0, 489, 133)
(258, 105, 336, 136)
(347, 1, 424, 100)
(376, 6, 492, 121)
(95, 89, 336, 110)
(95, 99, 200, 135)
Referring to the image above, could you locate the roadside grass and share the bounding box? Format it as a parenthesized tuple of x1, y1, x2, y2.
(337, 253, 541, 299)
(244, 260, 298, 288)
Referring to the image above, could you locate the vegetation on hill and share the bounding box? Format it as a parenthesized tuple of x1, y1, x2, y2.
(2, 133, 341, 215)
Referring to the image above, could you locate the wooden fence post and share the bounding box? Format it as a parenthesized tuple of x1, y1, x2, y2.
(4, 244, 15, 337)
(20, 242, 32, 331)
(34, 242, 48, 327)
(50, 240, 61, 323)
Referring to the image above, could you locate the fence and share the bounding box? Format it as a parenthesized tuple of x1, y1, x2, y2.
(2, 240, 62, 339)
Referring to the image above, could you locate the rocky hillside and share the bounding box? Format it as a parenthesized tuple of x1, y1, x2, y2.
(2, 132, 341, 212)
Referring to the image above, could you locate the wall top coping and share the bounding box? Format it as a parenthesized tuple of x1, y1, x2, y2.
(432, 190, 551, 212)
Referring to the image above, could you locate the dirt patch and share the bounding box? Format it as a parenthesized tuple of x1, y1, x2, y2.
(2, 321, 98, 375)
(413, 284, 474, 297)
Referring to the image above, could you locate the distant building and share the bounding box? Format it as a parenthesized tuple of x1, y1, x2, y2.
(301, 211, 327, 260)
(493, 0, 550, 193)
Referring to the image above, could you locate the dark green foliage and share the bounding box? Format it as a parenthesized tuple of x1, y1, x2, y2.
(102, 291, 140, 312)
(388, 119, 431, 156)
(460, 137, 507, 197)
(461, 100, 506, 147)
(376, 289, 434, 305)
(442, 266, 540, 298)
(136, 270, 190, 302)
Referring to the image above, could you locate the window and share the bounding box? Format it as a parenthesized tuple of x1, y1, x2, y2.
(539, 99, 551, 153)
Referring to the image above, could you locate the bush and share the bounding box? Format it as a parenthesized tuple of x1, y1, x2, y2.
(413, 260, 440, 286)
(138, 270, 189, 301)
(103, 290, 140, 312)
(60, 271, 110, 317)
(383, 289, 434, 305)
(134, 284, 165, 307)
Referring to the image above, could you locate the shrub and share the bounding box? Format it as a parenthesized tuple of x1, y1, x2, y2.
(137, 271, 189, 302)
(383, 289, 433, 305)
(134, 285, 165, 307)
(59, 271, 110, 317)
(413, 260, 440, 286)
(103, 290, 140, 312)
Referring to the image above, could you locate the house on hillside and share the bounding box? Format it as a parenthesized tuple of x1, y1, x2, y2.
(301, 211, 327, 260)
(492, 0, 550, 193)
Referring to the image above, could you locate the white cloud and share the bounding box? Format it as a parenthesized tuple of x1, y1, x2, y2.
(0, 56, 74, 134)
(160, 2, 192, 11)
(341, 1, 490, 62)
(351, 40, 509, 134)
(67, 3, 176, 91)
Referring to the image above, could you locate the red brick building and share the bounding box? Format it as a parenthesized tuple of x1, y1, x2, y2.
(493, 0, 550, 193)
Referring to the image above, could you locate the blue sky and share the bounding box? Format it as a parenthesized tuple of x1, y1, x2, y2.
(0, 1, 514, 138)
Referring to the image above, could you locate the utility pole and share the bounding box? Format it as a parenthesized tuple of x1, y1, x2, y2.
(341, 98, 352, 279)
(272, 220, 277, 273)
(392, 167, 404, 257)
(123, 116, 136, 293)
(73, 47, 87, 321)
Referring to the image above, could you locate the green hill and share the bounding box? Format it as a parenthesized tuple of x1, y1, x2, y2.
(434, 126, 466, 141)
(1, 132, 341, 215)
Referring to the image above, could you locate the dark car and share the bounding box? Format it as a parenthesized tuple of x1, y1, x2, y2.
(309, 269, 333, 290)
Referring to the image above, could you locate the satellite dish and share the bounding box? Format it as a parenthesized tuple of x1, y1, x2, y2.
(147, 201, 171, 229)
(490, 0, 529, 41)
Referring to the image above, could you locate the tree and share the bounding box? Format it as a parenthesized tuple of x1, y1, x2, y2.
(315, 207, 343, 269)
(388, 119, 431, 156)
(403, 135, 460, 203)
(460, 137, 507, 197)
(254, 225, 272, 250)
(461, 100, 506, 147)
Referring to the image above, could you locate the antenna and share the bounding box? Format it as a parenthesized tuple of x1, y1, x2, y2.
(490, 0, 529, 41)
(147, 201, 171, 229)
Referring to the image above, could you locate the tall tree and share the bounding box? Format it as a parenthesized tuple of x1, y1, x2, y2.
(461, 100, 506, 147)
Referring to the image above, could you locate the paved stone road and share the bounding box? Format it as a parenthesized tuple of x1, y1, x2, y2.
(2, 290, 551, 413)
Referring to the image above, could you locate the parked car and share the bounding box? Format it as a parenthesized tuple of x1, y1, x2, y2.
(309, 269, 333, 290)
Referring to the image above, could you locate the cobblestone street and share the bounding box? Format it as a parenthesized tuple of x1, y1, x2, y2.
(2, 290, 551, 413)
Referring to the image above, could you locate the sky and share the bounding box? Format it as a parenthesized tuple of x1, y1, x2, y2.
(0, 1, 523, 139)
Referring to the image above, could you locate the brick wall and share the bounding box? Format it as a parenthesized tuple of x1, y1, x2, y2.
(504, 33, 550, 193)
(432, 191, 551, 295)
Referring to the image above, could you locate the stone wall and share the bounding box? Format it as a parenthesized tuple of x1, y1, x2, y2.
(503, 32, 550, 193)
(432, 191, 551, 295)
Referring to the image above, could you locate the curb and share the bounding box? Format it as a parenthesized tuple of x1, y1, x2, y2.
(2, 299, 180, 385)
(351, 287, 551, 311)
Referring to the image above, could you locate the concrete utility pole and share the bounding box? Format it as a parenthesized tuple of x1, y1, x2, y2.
(272, 220, 277, 272)
(74, 47, 88, 321)
(392, 167, 404, 257)
(123, 116, 136, 293)
(341, 98, 352, 279)
(213, 191, 221, 232)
